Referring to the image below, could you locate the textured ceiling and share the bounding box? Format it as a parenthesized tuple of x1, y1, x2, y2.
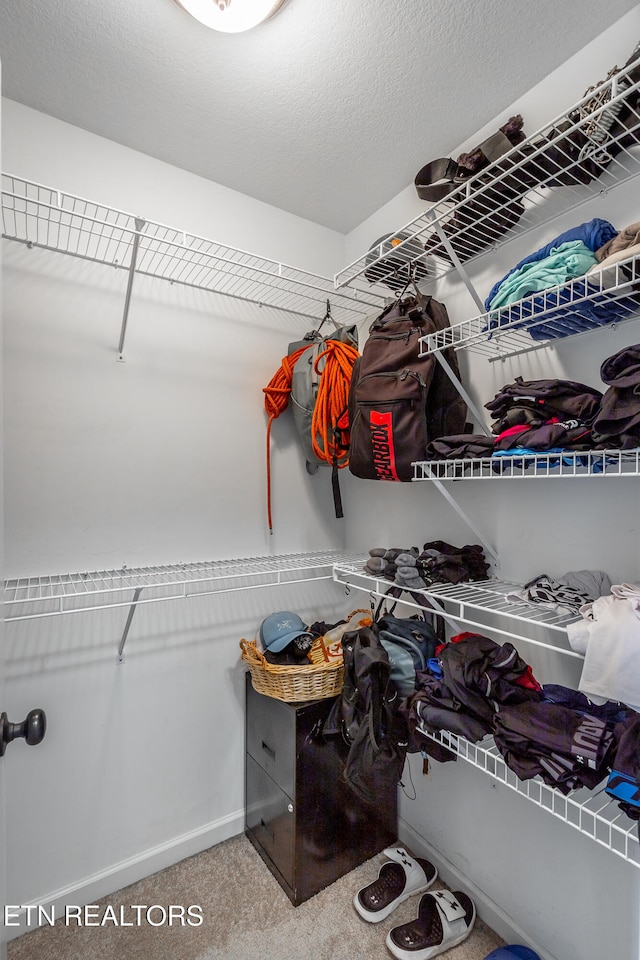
(0, 0, 639, 232)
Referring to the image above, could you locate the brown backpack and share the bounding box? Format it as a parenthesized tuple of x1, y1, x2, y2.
(348, 293, 467, 482)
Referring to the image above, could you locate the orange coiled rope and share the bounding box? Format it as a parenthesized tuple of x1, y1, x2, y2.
(263, 339, 359, 533)
(263, 345, 309, 534)
(311, 339, 359, 465)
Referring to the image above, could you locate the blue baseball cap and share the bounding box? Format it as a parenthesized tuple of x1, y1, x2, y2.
(483, 948, 540, 960)
(259, 611, 312, 653)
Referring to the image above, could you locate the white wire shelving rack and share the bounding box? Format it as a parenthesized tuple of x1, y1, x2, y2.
(419, 254, 640, 361)
(335, 53, 640, 297)
(5, 550, 360, 661)
(332, 559, 582, 657)
(412, 448, 640, 481)
(335, 559, 640, 866)
(1, 174, 387, 356)
(418, 728, 640, 869)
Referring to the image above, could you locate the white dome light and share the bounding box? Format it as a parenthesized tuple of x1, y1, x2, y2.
(174, 0, 287, 33)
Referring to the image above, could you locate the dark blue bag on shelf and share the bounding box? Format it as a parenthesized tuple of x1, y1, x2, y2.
(376, 612, 440, 697)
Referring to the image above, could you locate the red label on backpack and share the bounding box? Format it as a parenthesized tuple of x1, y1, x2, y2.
(369, 410, 400, 481)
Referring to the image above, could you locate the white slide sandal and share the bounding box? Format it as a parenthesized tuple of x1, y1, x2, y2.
(386, 888, 476, 960)
(353, 846, 438, 923)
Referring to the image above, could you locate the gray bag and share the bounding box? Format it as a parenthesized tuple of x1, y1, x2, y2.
(288, 323, 359, 516)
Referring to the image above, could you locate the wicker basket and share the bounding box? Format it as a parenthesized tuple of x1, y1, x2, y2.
(240, 638, 344, 703)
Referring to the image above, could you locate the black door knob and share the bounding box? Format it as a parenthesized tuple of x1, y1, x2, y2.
(0, 709, 47, 757)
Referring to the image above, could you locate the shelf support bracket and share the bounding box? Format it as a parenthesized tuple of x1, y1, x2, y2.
(428, 219, 493, 435)
(423, 470, 500, 569)
(431, 219, 485, 314)
(433, 347, 492, 436)
(117, 217, 146, 361)
(117, 587, 143, 663)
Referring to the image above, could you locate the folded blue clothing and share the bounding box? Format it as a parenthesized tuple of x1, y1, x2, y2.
(485, 272, 637, 342)
(484, 218, 618, 309)
(490, 449, 592, 472)
(491, 447, 566, 457)
(490, 450, 640, 473)
(488, 240, 597, 311)
(524, 290, 636, 341)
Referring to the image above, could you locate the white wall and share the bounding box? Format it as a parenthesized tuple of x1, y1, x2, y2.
(342, 9, 640, 960)
(1, 101, 354, 938)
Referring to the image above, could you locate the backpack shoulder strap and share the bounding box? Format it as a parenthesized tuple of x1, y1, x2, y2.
(414, 127, 524, 201)
(414, 157, 461, 201)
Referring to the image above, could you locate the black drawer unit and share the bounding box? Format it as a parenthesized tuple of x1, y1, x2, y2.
(244, 673, 397, 906)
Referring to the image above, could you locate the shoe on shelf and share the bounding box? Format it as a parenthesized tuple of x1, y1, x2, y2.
(386, 888, 476, 960)
(353, 845, 438, 924)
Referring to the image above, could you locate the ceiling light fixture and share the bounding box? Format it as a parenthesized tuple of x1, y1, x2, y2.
(174, 0, 288, 33)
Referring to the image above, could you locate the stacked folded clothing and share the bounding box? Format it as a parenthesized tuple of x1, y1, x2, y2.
(495, 684, 634, 798)
(594, 219, 640, 265)
(592, 343, 640, 448)
(420, 357, 640, 464)
(364, 541, 490, 590)
(488, 240, 598, 310)
(492, 421, 592, 453)
(484, 218, 640, 341)
(485, 376, 603, 454)
(492, 700, 615, 793)
(485, 376, 603, 428)
(485, 219, 617, 309)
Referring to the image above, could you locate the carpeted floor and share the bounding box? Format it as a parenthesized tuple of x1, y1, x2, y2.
(8, 834, 506, 960)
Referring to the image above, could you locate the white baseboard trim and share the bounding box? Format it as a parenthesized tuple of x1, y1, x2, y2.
(5, 809, 244, 942)
(398, 816, 558, 960)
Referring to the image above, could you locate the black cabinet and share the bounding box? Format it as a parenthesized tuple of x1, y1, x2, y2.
(244, 673, 397, 905)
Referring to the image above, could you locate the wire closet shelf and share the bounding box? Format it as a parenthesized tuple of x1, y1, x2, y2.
(336, 53, 640, 295)
(419, 728, 640, 868)
(4, 550, 360, 622)
(419, 254, 640, 361)
(1, 174, 386, 327)
(332, 560, 581, 658)
(411, 449, 640, 481)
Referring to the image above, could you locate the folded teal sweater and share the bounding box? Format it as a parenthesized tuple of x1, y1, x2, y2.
(488, 240, 598, 310)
